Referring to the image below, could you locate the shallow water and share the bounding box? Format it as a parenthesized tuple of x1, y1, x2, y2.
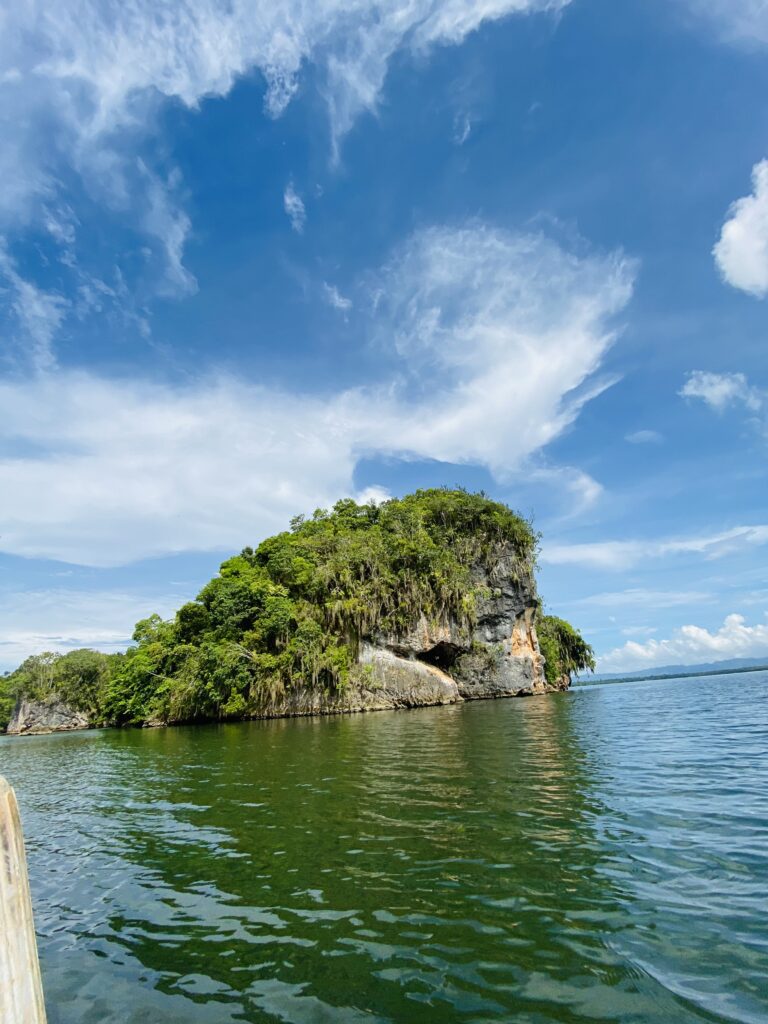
(1, 671, 767, 1024)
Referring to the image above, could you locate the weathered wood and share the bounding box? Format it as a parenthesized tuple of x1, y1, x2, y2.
(0, 777, 47, 1024)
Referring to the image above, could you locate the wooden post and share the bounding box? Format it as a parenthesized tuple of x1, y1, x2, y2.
(0, 777, 47, 1024)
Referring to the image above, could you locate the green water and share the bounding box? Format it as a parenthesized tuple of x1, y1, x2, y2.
(1, 672, 767, 1024)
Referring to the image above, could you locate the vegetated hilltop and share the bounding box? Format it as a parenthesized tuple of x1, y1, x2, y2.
(1, 489, 594, 735)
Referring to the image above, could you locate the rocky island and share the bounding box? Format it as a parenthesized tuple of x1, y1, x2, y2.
(1, 490, 594, 735)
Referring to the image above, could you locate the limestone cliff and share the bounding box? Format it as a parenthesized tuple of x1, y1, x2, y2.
(7, 696, 91, 736)
(240, 545, 553, 721)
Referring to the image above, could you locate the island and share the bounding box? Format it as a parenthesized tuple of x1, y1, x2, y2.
(1, 489, 594, 735)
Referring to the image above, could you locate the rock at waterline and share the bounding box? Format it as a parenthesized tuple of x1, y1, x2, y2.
(6, 696, 90, 736)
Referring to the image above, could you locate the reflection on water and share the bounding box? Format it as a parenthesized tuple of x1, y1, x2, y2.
(1, 671, 766, 1023)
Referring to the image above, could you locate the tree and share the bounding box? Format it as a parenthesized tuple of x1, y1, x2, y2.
(537, 614, 595, 686)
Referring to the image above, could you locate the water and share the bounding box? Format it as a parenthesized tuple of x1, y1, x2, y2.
(1, 671, 767, 1024)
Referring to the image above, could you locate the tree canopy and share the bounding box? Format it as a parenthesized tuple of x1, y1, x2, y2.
(1, 490, 594, 730)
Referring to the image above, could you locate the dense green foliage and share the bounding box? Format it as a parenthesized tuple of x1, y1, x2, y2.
(0, 649, 114, 729)
(537, 614, 596, 684)
(103, 489, 537, 724)
(1, 491, 596, 731)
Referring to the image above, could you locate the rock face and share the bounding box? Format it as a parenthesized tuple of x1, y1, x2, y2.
(245, 545, 556, 721)
(6, 696, 90, 736)
(368, 548, 548, 702)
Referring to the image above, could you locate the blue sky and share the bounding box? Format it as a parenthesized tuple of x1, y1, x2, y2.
(1, 0, 767, 673)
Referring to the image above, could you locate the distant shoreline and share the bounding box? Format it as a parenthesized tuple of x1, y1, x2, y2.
(577, 664, 768, 686)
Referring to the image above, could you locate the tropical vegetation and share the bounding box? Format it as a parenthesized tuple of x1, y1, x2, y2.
(0, 489, 593, 731)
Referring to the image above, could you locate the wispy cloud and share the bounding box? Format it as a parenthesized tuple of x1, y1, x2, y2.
(683, 0, 768, 45)
(714, 160, 768, 298)
(141, 165, 197, 297)
(599, 612, 768, 673)
(453, 113, 472, 145)
(576, 588, 714, 608)
(543, 525, 768, 570)
(0, 588, 183, 672)
(0, 244, 68, 370)
(283, 182, 306, 234)
(625, 429, 663, 444)
(527, 465, 604, 513)
(322, 282, 352, 311)
(0, 222, 633, 566)
(0, 0, 568, 239)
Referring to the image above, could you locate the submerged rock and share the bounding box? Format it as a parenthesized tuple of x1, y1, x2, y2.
(7, 696, 90, 736)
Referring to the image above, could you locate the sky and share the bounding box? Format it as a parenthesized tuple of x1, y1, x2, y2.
(0, 0, 767, 675)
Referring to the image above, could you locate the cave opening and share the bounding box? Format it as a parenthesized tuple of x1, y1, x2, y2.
(417, 641, 462, 672)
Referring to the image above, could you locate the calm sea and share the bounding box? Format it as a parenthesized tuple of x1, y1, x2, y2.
(1, 671, 766, 1024)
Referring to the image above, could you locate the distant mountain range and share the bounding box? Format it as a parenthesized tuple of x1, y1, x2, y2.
(591, 656, 768, 682)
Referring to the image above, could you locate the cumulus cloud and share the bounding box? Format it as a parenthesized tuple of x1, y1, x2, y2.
(0, 223, 633, 566)
(543, 524, 768, 570)
(713, 160, 768, 297)
(355, 485, 392, 505)
(680, 370, 767, 440)
(680, 370, 764, 412)
(599, 612, 768, 673)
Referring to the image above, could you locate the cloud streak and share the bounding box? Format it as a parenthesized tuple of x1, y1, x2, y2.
(0, 222, 633, 566)
(0, 588, 182, 671)
(0, 244, 68, 370)
(543, 524, 768, 570)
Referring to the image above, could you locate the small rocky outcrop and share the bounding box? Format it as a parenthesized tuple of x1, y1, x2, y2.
(6, 696, 90, 736)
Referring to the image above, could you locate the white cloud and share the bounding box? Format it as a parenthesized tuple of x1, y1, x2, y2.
(0, 588, 183, 672)
(355, 485, 392, 505)
(0, 0, 568, 256)
(0, 223, 633, 566)
(0, 244, 68, 370)
(323, 282, 352, 311)
(527, 465, 604, 513)
(366, 224, 634, 474)
(283, 182, 306, 234)
(680, 370, 764, 413)
(543, 524, 768, 570)
(599, 612, 768, 673)
(453, 113, 472, 145)
(683, 1, 768, 45)
(141, 165, 197, 297)
(714, 160, 768, 297)
(577, 589, 713, 608)
(625, 429, 663, 444)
